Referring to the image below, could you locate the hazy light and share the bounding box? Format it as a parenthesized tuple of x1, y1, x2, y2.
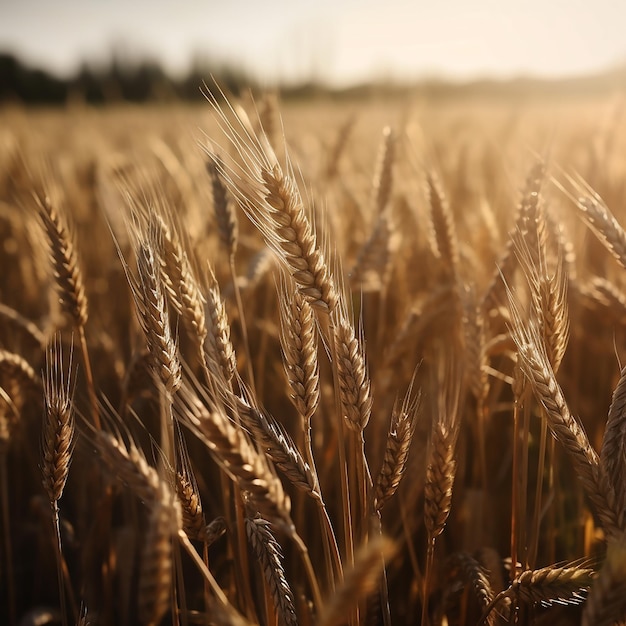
(1, 0, 625, 86)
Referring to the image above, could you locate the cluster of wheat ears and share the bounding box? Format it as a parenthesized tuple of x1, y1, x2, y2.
(1, 89, 626, 626)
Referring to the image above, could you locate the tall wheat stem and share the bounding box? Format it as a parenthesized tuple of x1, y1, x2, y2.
(324, 316, 356, 623)
(328, 320, 354, 561)
(178, 529, 230, 607)
(372, 512, 392, 626)
(528, 418, 548, 566)
(52, 502, 69, 626)
(421, 540, 435, 626)
(316, 499, 344, 586)
(78, 326, 100, 430)
(287, 525, 323, 611)
(510, 370, 524, 585)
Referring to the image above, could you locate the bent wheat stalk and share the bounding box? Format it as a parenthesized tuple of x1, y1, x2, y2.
(508, 290, 622, 537)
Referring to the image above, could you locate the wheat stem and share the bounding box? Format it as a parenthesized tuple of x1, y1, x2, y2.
(52, 502, 69, 626)
(78, 326, 100, 430)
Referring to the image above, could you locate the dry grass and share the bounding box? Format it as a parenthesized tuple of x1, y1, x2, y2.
(2, 89, 626, 625)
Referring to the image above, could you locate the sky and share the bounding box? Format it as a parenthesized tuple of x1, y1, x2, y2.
(1, 0, 625, 87)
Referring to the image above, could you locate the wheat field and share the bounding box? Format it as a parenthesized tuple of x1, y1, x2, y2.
(1, 88, 626, 626)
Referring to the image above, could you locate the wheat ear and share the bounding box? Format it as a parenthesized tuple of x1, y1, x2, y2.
(42, 335, 76, 626)
(515, 213, 570, 567)
(446, 552, 495, 624)
(372, 126, 395, 214)
(582, 542, 626, 626)
(601, 367, 626, 521)
(125, 225, 181, 468)
(427, 171, 459, 280)
(177, 384, 291, 524)
(481, 561, 595, 624)
(206, 155, 256, 392)
(573, 184, 626, 271)
(350, 210, 396, 293)
(203, 87, 338, 314)
(207, 153, 239, 257)
(332, 314, 372, 433)
(237, 396, 318, 496)
(245, 516, 298, 626)
(482, 162, 545, 314)
(138, 482, 179, 626)
(88, 414, 160, 504)
(35, 193, 99, 429)
(203, 265, 237, 384)
(35, 193, 88, 328)
(150, 211, 208, 369)
(374, 381, 420, 512)
(508, 292, 622, 537)
(423, 359, 463, 625)
(175, 426, 206, 542)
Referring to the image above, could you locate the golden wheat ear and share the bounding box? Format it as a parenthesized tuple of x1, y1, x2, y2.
(373, 378, 420, 512)
(206, 152, 239, 258)
(564, 172, 626, 272)
(422, 354, 464, 624)
(174, 422, 206, 542)
(42, 334, 77, 626)
(35, 191, 100, 429)
(507, 282, 622, 538)
(149, 211, 208, 370)
(42, 335, 76, 506)
(138, 482, 178, 626)
(35, 193, 88, 329)
(480, 560, 596, 624)
(203, 85, 338, 315)
(174, 383, 291, 525)
(245, 515, 298, 626)
(583, 542, 626, 626)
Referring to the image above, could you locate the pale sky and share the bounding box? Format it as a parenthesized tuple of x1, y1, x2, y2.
(1, 0, 625, 86)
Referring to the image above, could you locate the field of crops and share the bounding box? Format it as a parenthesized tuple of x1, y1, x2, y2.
(1, 88, 626, 625)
